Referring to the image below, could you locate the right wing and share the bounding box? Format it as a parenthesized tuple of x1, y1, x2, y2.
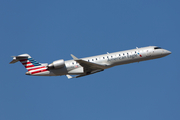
(66, 69, 104, 79)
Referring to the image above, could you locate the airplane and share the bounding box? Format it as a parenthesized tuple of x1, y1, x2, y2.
(10, 46, 171, 79)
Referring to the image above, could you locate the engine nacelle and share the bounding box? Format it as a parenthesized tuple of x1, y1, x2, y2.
(48, 59, 65, 69)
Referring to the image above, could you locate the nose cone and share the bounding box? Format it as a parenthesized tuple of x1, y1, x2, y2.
(163, 49, 171, 56)
(166, 50, 171, 55)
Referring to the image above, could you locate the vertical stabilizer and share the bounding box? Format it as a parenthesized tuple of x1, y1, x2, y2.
(10, 54, 49, 75)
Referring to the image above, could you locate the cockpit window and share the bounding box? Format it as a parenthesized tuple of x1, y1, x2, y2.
(154, 47, 162, 49)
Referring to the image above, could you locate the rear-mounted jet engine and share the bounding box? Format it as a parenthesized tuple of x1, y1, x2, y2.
(48, 59, 65, 69)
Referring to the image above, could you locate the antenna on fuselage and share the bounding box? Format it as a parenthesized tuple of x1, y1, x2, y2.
(136, 47, 138, 49)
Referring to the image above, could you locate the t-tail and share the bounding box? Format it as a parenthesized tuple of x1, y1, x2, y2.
(9, 54, 49, 76)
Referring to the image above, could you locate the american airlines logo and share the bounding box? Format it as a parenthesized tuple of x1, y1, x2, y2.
(137, 53, 142, 57)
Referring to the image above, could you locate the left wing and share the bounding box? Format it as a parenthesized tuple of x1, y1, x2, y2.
(66, 54, 108, 79)
(71, 54, 107, 71)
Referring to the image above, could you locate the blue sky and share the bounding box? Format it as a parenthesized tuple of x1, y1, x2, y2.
(1, 0, 179, 120)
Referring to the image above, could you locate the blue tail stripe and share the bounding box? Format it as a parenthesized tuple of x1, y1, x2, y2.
(28, 58, 41, 66)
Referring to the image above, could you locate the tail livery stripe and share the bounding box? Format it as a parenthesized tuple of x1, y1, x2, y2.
(26, 65, 35, 68)
(28, 66, 46, 71)
(22, 58, 48, 74)
(31, 69, 48, 75)
(19, 58, 42, 68)
(24, 63, 33, 67)
(26, 66, 45, 70)
(19, 59, 32, 69)
(22, 62, 31, 65)
(10, 54, 49, 75)
(19, 59, 28, 62)
(28, 58, 41, 66)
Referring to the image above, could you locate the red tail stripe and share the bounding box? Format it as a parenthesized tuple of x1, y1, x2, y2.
(31, 69, 48, 74)
(22, 62, 31, 65)
(28, 66, 46, 71)
(20, 59, 28, 62)
(25, 65, 35, 68)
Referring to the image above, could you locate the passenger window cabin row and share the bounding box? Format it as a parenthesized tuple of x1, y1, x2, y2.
(71, 51, 138, 65)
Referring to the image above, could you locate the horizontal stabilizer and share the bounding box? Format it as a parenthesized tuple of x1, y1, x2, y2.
(9, 55, 29, 64)
(9, 59, 19, 64)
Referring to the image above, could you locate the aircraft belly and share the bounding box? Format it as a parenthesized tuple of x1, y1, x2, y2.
(49, 66, 68, 76)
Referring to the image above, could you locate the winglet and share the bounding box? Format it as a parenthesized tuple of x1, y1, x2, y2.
(71, 54, 79, 60)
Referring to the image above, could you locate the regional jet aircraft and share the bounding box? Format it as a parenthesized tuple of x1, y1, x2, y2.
(10, 46, 171, 79)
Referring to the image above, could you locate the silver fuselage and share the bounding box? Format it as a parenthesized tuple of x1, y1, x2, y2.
(37, 46, 171, 76)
